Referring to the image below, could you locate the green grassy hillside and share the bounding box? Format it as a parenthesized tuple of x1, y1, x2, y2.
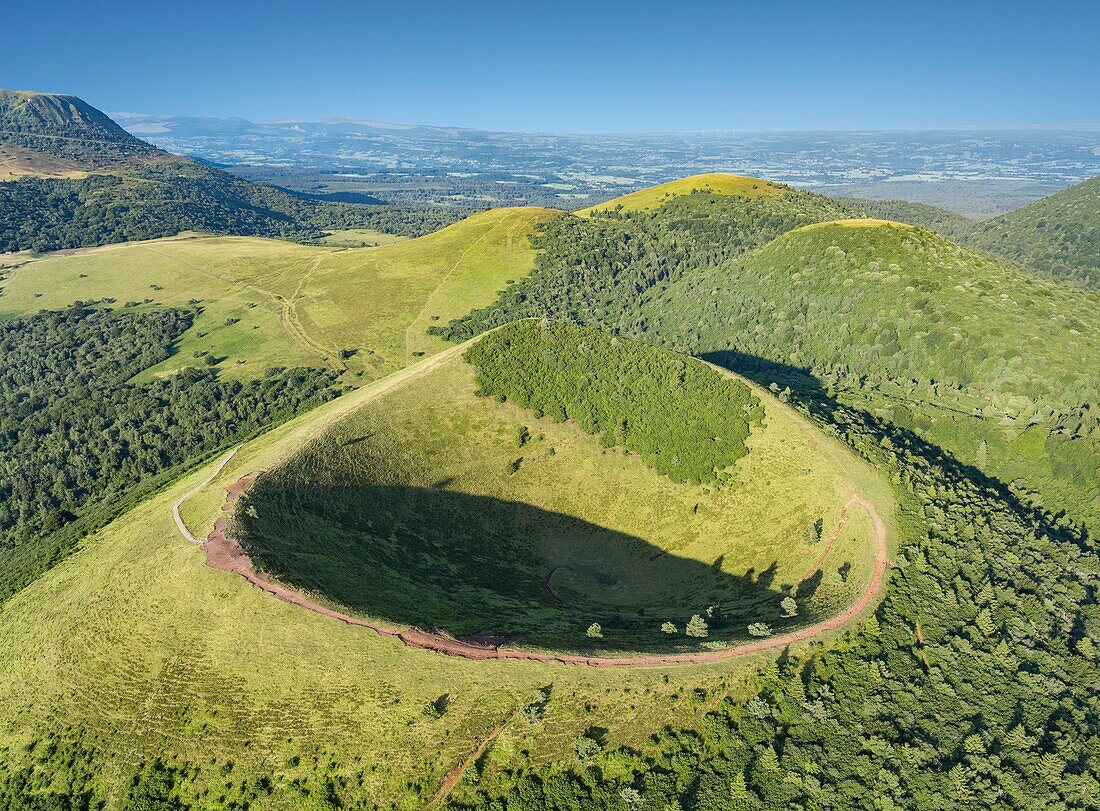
(0, 326, 894, 807)
(966, 176, 1100, 287)
(0, 207, 560, 382)
(238, 322, 885, 654)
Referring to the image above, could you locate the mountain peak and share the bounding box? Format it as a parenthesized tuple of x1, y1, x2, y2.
(0, 88, 165, 173)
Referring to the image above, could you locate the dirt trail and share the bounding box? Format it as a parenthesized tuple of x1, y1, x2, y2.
(799, 504, 850, 584)
(171, 446, 241, 543)
(425, 710, 517, 809)
(199, 477, 889, 668)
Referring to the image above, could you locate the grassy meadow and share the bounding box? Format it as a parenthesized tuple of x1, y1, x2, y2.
(316, 227, 411, 247)
(0, 207, 558, 383)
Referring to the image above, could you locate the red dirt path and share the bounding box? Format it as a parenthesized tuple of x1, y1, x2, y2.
(201, 475, 889, 667)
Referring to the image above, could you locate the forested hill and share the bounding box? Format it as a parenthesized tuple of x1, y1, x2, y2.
(438, 188, 1100, 535)
(966, 176, 1100, 288)
(581, 171, 1100, 289)
(0, 89, 432, 252)
(838, 177, 1100, 288)
(0, 88, 164, 168)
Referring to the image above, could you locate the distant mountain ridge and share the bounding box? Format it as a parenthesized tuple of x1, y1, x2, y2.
(0, 89, 425, 252)
(0, 89, 166, 170)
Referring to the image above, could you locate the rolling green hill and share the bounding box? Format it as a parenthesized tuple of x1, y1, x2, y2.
(966, 176, 1100, 287)
(441, 183, 1100, 534)
(0, 206, 560, 381)
(640, 219, 1100, 527)
(576, 173, 789, 216)
(581, 173, 1100, 293)
(0, 89, 440, 252)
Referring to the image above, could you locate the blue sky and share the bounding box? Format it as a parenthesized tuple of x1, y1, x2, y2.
(2, 0, 1098, 132)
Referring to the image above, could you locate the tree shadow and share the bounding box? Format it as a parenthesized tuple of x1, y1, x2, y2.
(235, 480, 801, 653)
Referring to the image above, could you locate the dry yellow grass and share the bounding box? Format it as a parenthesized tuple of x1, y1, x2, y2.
(577, 173, 785, 216)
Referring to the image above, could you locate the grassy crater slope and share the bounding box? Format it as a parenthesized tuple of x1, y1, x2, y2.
(0, 206, 559, 382)
(0, 329, 894, 809)
(966, 175, 1100, 288)
(237, 321, 889, 654)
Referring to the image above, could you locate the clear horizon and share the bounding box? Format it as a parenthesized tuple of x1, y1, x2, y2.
(110, 111, 1100, 136)
(3, 0, 1099, 133)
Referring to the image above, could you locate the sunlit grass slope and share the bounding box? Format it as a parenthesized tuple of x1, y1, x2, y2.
(577, 173, 786, 216)
(403, 206, 560, 361)
(0, 333, 894, 809)
(0, 206, 559, 382)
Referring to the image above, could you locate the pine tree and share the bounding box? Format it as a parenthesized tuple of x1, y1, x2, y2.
(685, 615, 709, 638)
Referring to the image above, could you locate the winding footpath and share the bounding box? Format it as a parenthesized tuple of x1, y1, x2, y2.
(171, 446, 241, 542)
(180, 468, 889, 667)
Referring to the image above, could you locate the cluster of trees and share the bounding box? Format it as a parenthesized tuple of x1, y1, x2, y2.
(464, 321, 762, 484)
(443, 381, 1099, 809)
(0, 304, 340, 602)
(301, 202, 469, 238)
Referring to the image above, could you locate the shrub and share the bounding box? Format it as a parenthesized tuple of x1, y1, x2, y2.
(685, 615, 709, 638)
